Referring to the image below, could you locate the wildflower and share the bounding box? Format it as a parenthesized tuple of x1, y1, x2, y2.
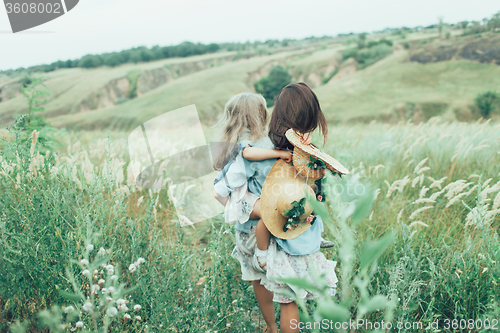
(80, 259, 89, 267)
(86, 244, 94, 252)
(124, 313, 131, 320)
(82, 302, 93, 312)
(409, 206, 433, 220)
(286, 225, 292, 230)
(135, 316, 141, 321)
(75, 321, 84, 328)
(137, 258, 146, 264)
(91, 285, 100, 294)
(108, 286, 115, 294)
(107, 307, 118, 317)
(98, 247, 106, 256)
(118, 304, 129, 311)
(134, 304, 141, 310)
(106, 296, 112, 302)
(82, 269, 90, 277)
(106, 264, 114, 274)
(129, 263, 137, 272)
(412, 198, 435, 205)
(93, 270, 99, 278)
(110, 275, 118, 281)
(306, 215, 314, 223)
(117, 299, 126, 306)
(64, 306, 74, 313)
(106, 249, 111, 255)
(409, 221, 429, 228)
(98, 279, 105, 285)
(317, 195, 323, 201)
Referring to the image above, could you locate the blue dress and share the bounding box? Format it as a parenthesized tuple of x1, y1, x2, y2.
(213, 136, 323, 255)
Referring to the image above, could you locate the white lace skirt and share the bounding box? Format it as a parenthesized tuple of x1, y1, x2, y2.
(225, 191, 259, 225)
(231, 226, 338, 303)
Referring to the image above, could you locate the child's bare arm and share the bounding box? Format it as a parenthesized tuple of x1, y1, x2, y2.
(214, 191, 228, 206)
(242, 147, 292, 162)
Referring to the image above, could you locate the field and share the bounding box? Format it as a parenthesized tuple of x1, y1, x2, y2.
(1, 28, 500, 333)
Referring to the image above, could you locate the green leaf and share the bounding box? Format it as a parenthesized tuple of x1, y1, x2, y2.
(351, 188, 374, 226)
(316, 300, 350, 322)
(305, 191, 329, 222)
(359, 232, 395, 272)
(358, 295, 390, 316)
(277, 277, 321, 293)
(58, 290, 84, 303)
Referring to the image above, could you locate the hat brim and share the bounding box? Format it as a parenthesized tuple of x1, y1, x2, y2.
(285, 129, 350, 175)
(261, 159, 315, 240)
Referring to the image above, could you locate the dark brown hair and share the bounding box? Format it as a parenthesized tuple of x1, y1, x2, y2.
(268, 82, 328, 150)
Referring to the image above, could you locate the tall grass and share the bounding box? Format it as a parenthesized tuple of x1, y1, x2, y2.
(1, 117, 500, 332)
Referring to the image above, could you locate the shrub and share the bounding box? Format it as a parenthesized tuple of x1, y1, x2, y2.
(115, 97, 129, 105)
(342, 47, 359, 61)
(253, 65, 291, 107)
(127, 70, 141, 99)
(402, 42, 410, 49)
(474, 91, 499, 117)
(357, 43, 393, 68)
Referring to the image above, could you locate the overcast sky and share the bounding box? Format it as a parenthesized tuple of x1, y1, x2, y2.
(0, 0, 499, 70)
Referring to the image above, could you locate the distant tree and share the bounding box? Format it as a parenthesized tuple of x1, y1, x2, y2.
(358, 33, 368, 49)
(207, 43, 220, 53)
(254, 65, 291, 107)
(438, 16, 444, 37)
(78, 55, 102, 68)
(474, 91, 499, 117)
(459, 21, 469, 34)
(488, 12, 500, 31)
(103, 53, 123, 67)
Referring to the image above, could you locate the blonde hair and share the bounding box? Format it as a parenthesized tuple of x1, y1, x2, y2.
(213, 93, 268, 170)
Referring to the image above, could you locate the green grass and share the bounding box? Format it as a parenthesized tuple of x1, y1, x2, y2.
(315, 51, 500, 122)
(2, 118, 500, 332)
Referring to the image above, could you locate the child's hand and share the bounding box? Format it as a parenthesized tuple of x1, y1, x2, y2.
(301, 133, 312, 145)
(279, 150, 293, 162)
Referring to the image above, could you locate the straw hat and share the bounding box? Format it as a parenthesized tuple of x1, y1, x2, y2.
(261, 159, 317, 240)
(286, 129, 350, 179)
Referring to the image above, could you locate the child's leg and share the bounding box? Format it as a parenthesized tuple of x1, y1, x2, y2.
(253, 280, 278, 333)
(279, 301, 300, 333)
(250, 199, 271, 251)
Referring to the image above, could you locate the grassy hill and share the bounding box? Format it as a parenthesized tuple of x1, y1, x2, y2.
(1, 31, 500, 137)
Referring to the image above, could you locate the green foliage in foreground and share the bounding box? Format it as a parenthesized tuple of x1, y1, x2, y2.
(1, 118, 500, 332)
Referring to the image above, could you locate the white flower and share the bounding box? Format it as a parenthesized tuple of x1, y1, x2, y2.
(134, 304, 141, 311)
(80, 259, 89, 267)
(82, 302, 93, 312)
(107, 307, 118, 317)
(106, 264, 114, 274)
(98, 247, 106, 256)
(98, 279, 105, 285)
(118, 304, 129, 311)
(108, 286, 115, 294)
(124, 313, 131, 320)
(86, 244, 94, 252)
(110, 275, 117, 281)
(117, 298, 126, 306)
(91, 284, 100, 294)
(81, 269, 90, 277)
(129, 263, 137, 272)
(105, 296, 112, 302)
(136, 258, 145, 264)
(135, 316, 141, 321)
(64, 306, 74, 313)
(75, 321, 84, 328)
